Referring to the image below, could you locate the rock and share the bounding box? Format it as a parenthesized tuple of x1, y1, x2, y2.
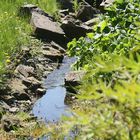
(26, 59, 37, 68)
(15, 65, 34, 78)
(0, 87, 10, 96)
(3, 96, 15, 105)
(38, 57, 48, 62)
(32, 7, 54, 18)
(36, 64, 46, 72)
(1, 115, 20, 132)
(13, 92, 31, 101)
(76, 2, 100, 22)
(51, 41, 66, 53)
(65, 71, 85, 93)
(42, 50, 64, 62)
(84, 0, 94, 6)
(61, 19, 92, 39)
(9, 107, 19, 113)
(59, 9, 69, 17)
(9, 78, 27, 95)
(57, 0, 74, 11)
(22, 77, 41, 91)
(36, 88, 46, 97)
(19, 4, 37, 16)
(84, 17, 99, 27)
(0, 101, 10, 111)
(100, 0, 114, 8)
(43, 71, 51, 78)
(31, 12, 66, 45)
(21, 46, 30, 52)
(83, 0, 104, 8)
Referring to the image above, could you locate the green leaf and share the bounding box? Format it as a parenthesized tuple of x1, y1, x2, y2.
(99, 20, 107, 32)
(116, 0, 123, 4)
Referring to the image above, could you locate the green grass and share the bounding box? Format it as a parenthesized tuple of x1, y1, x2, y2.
(0, 0, 59, 83)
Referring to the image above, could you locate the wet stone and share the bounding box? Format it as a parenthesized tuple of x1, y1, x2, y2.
(36, 88, 46, 97)
(65, 71, 85, 87)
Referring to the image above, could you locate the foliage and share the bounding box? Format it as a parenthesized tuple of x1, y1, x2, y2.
(68, 0, 140, 68)
(64, 0, 140, 139)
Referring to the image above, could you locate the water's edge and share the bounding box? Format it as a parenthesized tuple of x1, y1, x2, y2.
(32, 57, 76, 123)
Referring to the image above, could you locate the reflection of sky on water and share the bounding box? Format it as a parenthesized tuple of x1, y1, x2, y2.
(32, 57, 76, 123)
(32, 86, 72, 123)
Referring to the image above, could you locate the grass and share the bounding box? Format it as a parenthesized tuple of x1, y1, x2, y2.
(0, 0, 59, 84)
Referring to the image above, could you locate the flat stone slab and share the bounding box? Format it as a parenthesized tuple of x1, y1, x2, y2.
(31, 12, 65, 37)
(61, 20, 92, 39)
(65, 71, 85, 86)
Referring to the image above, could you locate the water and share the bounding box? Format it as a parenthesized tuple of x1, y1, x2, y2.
(32, 57, 76, 123)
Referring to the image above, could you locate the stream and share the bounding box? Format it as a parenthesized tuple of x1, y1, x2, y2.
(32, 56, 76, 123)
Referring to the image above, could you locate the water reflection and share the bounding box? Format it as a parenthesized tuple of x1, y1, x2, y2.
(32, 57, 76, 123)
(33, 86, 72, 122)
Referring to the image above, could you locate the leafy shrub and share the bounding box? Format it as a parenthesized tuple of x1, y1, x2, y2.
(68, 0, 140, 68)
(64, 0, 140, 139)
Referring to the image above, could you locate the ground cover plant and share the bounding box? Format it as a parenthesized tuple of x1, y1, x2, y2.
(65, 0, 140, 139)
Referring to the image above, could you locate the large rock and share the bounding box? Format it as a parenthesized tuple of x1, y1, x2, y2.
(65, 71, 85, 86)
(65, 71, 85, 93)
(61, 19, 92, 39)
(31, 12, 66, 44)
(76, 2, 100, 22)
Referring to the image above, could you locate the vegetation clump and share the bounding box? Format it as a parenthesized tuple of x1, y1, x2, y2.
(66, 0, 140, 139)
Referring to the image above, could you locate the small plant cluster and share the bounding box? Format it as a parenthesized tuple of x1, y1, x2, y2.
(65, 0, 140, 139)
